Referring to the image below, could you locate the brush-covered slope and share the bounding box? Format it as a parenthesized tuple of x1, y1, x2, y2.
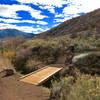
(37, 8, 100, 38)
(0, 29, 35, 39)
(4, 9, 99, 74)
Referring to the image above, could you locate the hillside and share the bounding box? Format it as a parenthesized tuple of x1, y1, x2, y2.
(0, 8, 100, 100)
(0, 29, 35, 39)
(37, 8, 100, 38)
(13, 9, 100, 75)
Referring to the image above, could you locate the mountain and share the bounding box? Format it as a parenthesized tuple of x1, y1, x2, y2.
(37, 8, 100, 38)
(0, 29, 35, 39)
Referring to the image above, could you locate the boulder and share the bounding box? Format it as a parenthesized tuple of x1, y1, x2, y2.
(72, 53, 90, 65)
(5, 69, 14, 76)
(72, 52, 100, 74)
(72, 52, 100, 66)
(0, 69, 14, 78)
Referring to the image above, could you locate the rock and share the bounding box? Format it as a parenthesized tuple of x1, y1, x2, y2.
(72, 53, 90, 64)
(5, 69, 14, 76)
(72, 52, 100, 66)
(0, 69, 14, 78)
(72, 52, 100, 74)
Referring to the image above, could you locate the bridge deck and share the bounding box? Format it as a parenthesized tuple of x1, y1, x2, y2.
(20, 66, 62, 85)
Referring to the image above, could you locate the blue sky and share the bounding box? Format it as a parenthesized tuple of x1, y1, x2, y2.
(0, 0, 100, 34)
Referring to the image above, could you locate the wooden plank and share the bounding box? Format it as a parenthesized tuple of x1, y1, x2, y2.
(20, 66, 48, 79)
(20, 66, 62, 85)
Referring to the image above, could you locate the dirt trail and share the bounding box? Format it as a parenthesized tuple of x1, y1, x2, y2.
(0, 75, 49, 100)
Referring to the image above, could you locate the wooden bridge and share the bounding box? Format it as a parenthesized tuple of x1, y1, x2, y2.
(20, 66, 62, 85)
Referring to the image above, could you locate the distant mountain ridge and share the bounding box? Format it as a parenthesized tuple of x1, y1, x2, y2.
(0, 29, 35, 39)
(37, 8, 100, 38)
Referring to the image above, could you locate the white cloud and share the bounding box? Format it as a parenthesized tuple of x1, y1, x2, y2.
(54, 18, 65, 23)
(39, 5, 55, 13)
(63, 0, 100, 16)
(36, 21, 48, 25)
(63, 6, 80, 15)
(17, 0, 67, 7)
(0, 23, 44, 33)
(55, 0, 100, 23)
(17, 0, 68, 14)
(70, 0, 100, 13)
(0, 18, 48, 25)
(17, 0, 100, 13)
(0, 4, 48, 19)
(0, 0, 100, 34)
(55, 14, 63, 18)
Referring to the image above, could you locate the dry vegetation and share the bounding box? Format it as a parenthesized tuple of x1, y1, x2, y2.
(11, 34, 99, 99)
(0, 37, 25, 72)
(12, 34, 99, 74)
(50, 75, 100, 100)
(0, 9, 100, 100)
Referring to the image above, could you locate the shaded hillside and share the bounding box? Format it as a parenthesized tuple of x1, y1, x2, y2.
(0, 29, 35, 39)
(37, 8, 100, 38)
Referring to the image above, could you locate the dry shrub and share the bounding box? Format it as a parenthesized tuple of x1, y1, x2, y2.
(50, 77, 74, 100)
(66, 75, 100, 100)
(0, 57, 13, 71)
(50, 75, 100, 100)
(13, 48, 32, 74)
(26, 59, 42, 72)
(2, 50, 16, 60)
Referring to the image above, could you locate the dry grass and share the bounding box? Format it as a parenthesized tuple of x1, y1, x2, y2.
(50, 75, 100, 100)
(0, 57, 12, 71)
